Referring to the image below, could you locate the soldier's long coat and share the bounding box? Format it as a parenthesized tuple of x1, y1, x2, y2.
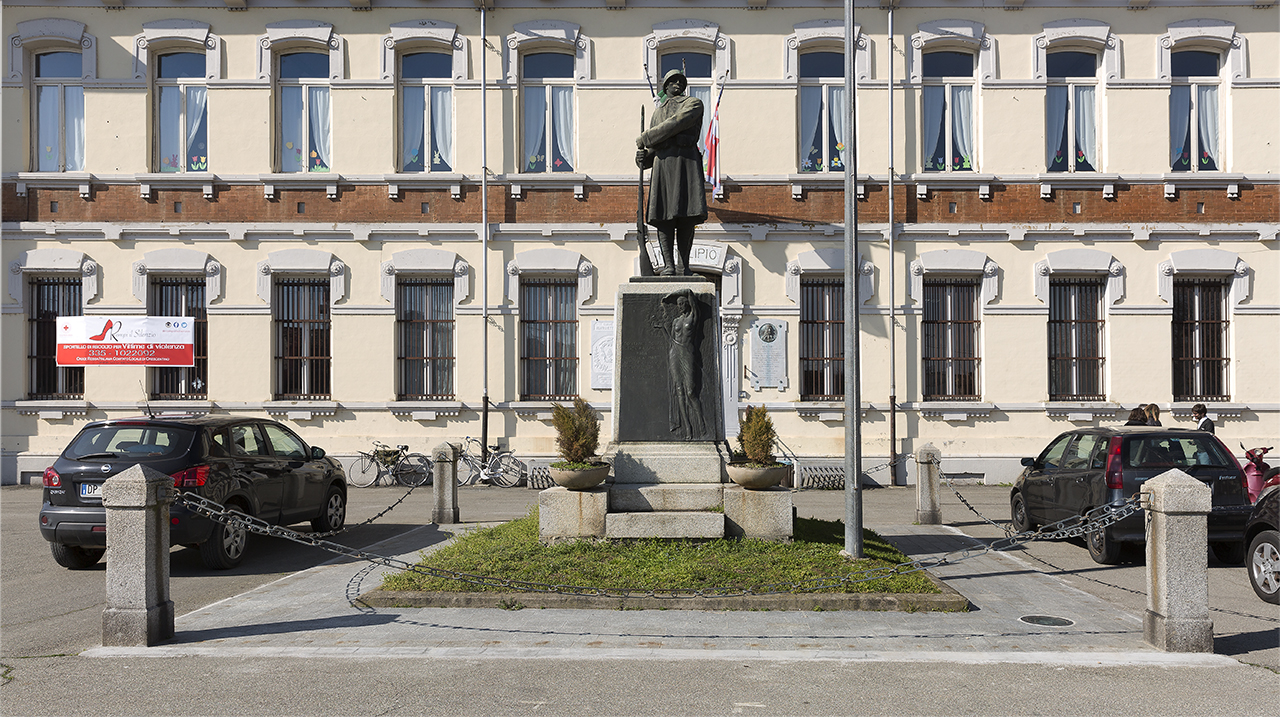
(638, 93, 708, 224)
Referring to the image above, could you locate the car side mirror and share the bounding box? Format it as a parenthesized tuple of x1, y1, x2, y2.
(1020, 457, 1035, 467)
(310, 446, 326, 460)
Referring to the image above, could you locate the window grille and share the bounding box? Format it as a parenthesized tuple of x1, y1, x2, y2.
(274, 278, 330, 400)
(28, 276, 83, 399)
(1048, 278, 1105, 400)
(520, 279, 577, 400)
(397, 278, 454, 400)
(922, 279, 980, 400)
(149, 276, 207, 399)
(800, 278, 844, 400)
(1173, 278, 1229, 401)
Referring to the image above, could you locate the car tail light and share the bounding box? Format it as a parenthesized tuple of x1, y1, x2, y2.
(171, 465, 209, 488)
(42, 467, 61, 488)
(1103, 437, 1124, 490)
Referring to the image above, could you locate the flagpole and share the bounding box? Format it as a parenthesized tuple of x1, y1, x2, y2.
(842, 0, 863, 558)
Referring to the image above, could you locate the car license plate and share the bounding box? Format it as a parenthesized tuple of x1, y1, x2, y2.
(79, 483, 103, 499)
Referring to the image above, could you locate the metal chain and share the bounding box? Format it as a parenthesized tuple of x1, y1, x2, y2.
(170, 479, 1143, 600)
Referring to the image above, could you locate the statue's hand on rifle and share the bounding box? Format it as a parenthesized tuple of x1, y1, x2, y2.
(635, 148, 649, 169)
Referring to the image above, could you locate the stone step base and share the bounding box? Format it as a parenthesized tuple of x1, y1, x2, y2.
(605, 511, 725, 539)
(609, 484, 724, 512)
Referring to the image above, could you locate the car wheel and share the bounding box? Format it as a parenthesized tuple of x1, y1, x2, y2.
(310, 485, 346, 533)
(1211, 540, 1246, 566)
(50, 543, 105, 570)
(1086, 524, 1122, 565)
(1010, 492, 1035, 534)
(199, 513, 248, 570)
(1247, 530, 1280, 605)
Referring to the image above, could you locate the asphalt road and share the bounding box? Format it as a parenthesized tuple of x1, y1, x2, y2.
(0, 483, 538, 659)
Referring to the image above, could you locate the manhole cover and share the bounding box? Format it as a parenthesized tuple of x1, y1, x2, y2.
(1019, 615, 1075, 627)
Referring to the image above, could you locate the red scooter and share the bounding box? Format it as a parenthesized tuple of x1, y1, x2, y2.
(1241, 444, 1278, 503)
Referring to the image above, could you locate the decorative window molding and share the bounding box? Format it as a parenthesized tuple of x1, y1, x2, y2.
(784, 20, 870, 82)
(8, 18, 97, 82)
(381, 20, 468, 82)
(504, 20, 592, 83)
(256, 20, 345, 82)
(908, 19, 993, 84)
(1157, 19, 1247, 82)
(132, 19, 221, 81)
(1033, 248, 1124, 306)
(8, 248, 97, 307)
(1156, 248, 1250, 307)
(908, 249, 999, 305)
(643, 19, 731, 86)
(505, 248, 593, 310)
(785, 248, 875, 305)
(256, 248, 345, 306)
(131, 248, 222, 305)
(1032, 19, 1118, 83)
(379, 248, 469, 305)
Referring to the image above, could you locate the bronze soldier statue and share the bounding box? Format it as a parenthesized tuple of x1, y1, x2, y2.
(635, 69, 707, 276)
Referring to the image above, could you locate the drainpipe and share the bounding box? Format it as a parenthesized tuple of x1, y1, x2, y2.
(887, 6, 899, 484)
(480, 4, 490, 466)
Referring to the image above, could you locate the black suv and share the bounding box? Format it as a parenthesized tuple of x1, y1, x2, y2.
(1011, 427, 1252, 565)
(39, 415, 347, 570)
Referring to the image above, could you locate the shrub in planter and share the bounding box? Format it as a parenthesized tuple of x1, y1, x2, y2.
(549, 398, 609, 490)
(729, 405, 789, 490)
(737, 405, 780, 467)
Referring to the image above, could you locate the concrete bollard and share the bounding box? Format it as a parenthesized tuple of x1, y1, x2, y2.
(432, 442, 460, 524)
(100, 464, 174, 647)
(915, 443, 942, 525)
(1142, 469, 1213, 652)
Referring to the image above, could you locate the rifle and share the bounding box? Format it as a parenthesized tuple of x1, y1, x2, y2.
(637, 105, 656, 276)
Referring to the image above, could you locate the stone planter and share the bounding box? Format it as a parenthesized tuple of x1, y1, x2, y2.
(549, 462, 610, 490)
(726, 462, 791, 490)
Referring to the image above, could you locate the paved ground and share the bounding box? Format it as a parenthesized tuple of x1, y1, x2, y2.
(3, 482, 1277, 716)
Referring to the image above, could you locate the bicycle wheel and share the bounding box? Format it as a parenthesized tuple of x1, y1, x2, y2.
(393, 453, 433, 487)
(490, 454, 525, 488)
(457, 455, 482, 486)
(348, 453, 379, 488)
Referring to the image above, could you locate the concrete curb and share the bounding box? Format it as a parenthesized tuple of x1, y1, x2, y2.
(357, 572, 969, 612)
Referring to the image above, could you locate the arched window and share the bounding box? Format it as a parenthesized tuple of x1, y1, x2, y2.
(798, 51, 846, 174)
(33, 51, 84, 172)
(1045, 50, 1099, 173)
(400, 52, 453, 172)
(1158, 20, 1244, 174)
(911, 20, 989, 174)
(522, 51, 575, 173)
(257, 21, 343, 175)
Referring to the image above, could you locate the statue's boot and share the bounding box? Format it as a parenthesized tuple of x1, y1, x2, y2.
(658, 239, 677, 276)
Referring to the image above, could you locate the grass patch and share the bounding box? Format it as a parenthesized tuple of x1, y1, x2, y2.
(382, 508, 939, 595)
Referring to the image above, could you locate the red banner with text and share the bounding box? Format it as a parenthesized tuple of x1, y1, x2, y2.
(56, 316, 195, 367)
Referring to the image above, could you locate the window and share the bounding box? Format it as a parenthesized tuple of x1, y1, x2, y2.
(1170, 50, 1220, 172)
(399, 52, 453, 173)
(660, 51, 715, 155)
(33, 52, 84, 172)
(262, 423, 307, 459)
(1173, 278, 1228, 401)
(228, 423, 268, 457)
(278, 52, 331, 173)
(922, 279, 979, 400)
(28, 276, 83, 400)
(800, 278, 844, 400)
(520, 279, 577, 400)
(149, 276, 207, 400)
(1046, 51, 1098, 173)
(397, 278, 454, 400)
(921, 51, 975, 172)
(798, 51, 846, 173)
(1048, 278, 1104, 401)
(274, 278, 330, 400)
(154, 52, 208, 173)
(521, 52, 574, 173)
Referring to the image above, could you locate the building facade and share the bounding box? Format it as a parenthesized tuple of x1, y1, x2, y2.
(3, 1, 1277, 486)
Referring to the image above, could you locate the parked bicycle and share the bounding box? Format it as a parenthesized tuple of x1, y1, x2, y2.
(348, 441, 432, 488)
(458, 436, 525, 488)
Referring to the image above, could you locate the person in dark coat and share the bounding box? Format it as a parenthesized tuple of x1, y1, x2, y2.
(636, 69, 707, 276)
(1192, 403, 1215, 433)
(1124, 407, 1147, 426)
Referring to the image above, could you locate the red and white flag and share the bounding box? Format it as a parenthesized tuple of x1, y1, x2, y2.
(703, 83, 724, 194)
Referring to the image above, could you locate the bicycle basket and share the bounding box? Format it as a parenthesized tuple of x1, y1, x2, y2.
(374, 447, 401, 464)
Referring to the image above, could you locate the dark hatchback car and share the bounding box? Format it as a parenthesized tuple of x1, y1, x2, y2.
(1011, 427, 1252, 565)
(40, 415, 347, 570)
(1243, 478, 1280, 604)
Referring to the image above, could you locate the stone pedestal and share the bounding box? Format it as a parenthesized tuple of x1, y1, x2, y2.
(606, 442, 729, 484)
(431, 442, 460, 524)
(1142, 469, 1213, 652)
(539, 486, 608, 540)
(101, 464, 174, 647)
(723, 485, 794, 541)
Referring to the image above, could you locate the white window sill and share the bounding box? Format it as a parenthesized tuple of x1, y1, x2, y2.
(919, 402, 993, 423)
(264, 401, 339, 422)
(387, 401, 464, 423)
